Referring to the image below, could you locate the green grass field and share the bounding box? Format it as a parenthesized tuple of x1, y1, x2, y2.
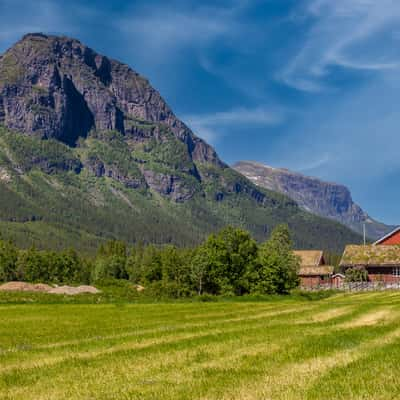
(1, 292, 400, 399)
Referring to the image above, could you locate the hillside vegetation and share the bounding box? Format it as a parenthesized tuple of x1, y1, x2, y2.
(0, 125, 361, 253)
(0, 34, 363, 253)
(1, 292, 400, 399)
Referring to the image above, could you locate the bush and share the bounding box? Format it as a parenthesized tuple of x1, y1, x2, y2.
(345, 266, 368, 282)
(0, 240, 18, 282)
(197, 294, 217, 302)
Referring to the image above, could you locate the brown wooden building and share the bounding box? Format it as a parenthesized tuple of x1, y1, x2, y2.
(374, 227, 400, 246)
(340, 245, 400, 283)
(294, 250, 334, 288)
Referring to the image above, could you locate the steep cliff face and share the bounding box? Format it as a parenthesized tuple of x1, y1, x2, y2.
(0, 34, 363, 252)
(0, 34, 215, 154)
(0, 33, 226, 200)
(233, 161, 393, 240)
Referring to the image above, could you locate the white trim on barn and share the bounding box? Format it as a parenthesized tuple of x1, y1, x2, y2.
(332, 273, 345, 279)
(373, 226, 400, 245)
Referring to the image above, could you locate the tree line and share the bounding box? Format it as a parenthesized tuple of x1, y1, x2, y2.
(0, 225, 300, 297)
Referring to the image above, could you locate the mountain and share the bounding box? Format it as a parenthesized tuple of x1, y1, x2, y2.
(0, 33, 362, 253)
(233, 161, 393, 240)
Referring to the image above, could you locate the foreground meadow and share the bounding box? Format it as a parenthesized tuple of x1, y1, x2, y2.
(1, 292, 400, 399)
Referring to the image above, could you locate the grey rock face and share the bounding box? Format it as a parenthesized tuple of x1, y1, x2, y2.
(142, 169, 196, 202)
(84, 157, 146, 190)
(0, 33, 222, 164)
(0, 33, 226, 201)
(233, 161, 393, 240)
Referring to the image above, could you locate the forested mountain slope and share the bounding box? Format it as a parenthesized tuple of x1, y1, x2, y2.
(0, 34, 362, 253)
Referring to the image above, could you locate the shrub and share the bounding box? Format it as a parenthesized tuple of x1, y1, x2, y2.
(0, 240, 18, 282)
(345, 266, 368, 282)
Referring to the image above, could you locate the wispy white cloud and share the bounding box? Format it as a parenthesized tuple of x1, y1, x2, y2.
(184, 106, 285, 144)
(297, 152, 332, 173)
(281, 0, 400, 91)
(116, 2, 247, 60)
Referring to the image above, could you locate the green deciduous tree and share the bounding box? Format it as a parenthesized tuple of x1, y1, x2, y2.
(16, 248, 48, 282)
(93, 240, 128, 281)
(254, 225, 300, 294)
(192, 227, 258, 296)
(0, 239, 18, 282)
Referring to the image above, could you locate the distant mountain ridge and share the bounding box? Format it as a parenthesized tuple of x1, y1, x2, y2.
(0, 33, 362, 252)
(233, 161, 393, 240)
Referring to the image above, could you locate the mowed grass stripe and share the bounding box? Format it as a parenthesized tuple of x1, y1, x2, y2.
(3, 307, 396, 400)
(0, 301, 307, 347)
(0, 302, 296, 347)
(1, 292, 400, 399)
(138, 316, 400, 400)
(0, 303, 319, 374)
(10, 302, 311, 350)
(216, 321, 400, 400)
(305, 336, 400, 399)
(0, 324, 287, 399)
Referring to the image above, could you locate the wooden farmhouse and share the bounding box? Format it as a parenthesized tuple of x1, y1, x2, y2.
(374, 227, 400, 245)
(294, 250, 334, 288)
(340, 245, 400, 283)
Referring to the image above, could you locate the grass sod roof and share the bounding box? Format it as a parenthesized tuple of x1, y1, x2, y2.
(298, 266, 334, 276)
(293, 250, 324, 267)
(340, 245, 400, 267)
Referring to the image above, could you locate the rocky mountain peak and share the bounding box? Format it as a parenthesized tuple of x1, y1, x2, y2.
(0, 33, 221, 165)
(233, 161, 393, 240)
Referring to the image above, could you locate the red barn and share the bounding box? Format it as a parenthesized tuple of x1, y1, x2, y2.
(374, 227, 400, 245)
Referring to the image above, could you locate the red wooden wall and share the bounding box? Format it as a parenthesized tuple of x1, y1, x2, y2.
(378, 230, 400, 245)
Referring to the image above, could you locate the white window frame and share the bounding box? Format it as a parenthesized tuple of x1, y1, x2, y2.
(393, 267, 400, 277)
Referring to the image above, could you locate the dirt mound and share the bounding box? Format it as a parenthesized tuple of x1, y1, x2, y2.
(0, 282, 100, 295)
(0, 282, 53, 292)
(48, 285, 100, 295)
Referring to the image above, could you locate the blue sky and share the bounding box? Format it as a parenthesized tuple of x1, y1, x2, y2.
(1, 0, 400, 224)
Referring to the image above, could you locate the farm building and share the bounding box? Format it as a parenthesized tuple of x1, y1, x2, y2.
(294, 250, 334, 288)
(340, 245, 400, 282)
(332, 273, 345, 288)
(374, 227, 400, 245)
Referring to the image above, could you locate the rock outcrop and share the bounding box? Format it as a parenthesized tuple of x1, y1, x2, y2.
(0, 33, 224, 201)
(233, 161, 393, 240)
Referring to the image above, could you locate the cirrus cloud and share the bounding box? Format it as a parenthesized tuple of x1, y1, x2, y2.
(281, 0, 400, 91)
(184, 106, 285, 143)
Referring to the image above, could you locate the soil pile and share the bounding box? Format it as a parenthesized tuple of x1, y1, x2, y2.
(0, 282, 100, 295)
(48, 285, 101, 295)
(0, 282, 53, 292)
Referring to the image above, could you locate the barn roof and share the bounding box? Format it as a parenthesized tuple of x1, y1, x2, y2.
(373, 226, 400, 245)
(340, 245, 400, 267)
(294, 250, 324, 267)
(299, 266, 334, 276)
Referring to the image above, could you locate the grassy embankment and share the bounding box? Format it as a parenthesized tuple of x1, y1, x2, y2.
(1, 292, 400, 399)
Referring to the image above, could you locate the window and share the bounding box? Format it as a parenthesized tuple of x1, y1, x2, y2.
(393, 267, 400, 277)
